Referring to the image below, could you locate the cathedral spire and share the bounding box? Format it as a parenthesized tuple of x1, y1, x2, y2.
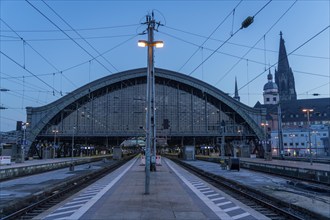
(275, 32, 297, 101)
(234, 76, 240, 102)
(277, 31, 290, 74)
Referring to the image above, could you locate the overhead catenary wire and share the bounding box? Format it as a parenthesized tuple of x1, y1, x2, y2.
(238, 25, 330, 93)
(0, 18, 77, 89)
(299, 82, 330, 96)
(187, 0, 272, 77)
(156, 1, 272, 106)
(0, 50, 61, 95)
(41, 0, 118, 72)
(1, 71, 53, 95)
(0, 23, 140, 33)
(1, 34, 136, 42)
(177, 0, 243, 72)
(163, 26, 329, 60)
(0, 17, 139, 88)
(25, 0, 115, 75)
(58, 34, 139, 74)
(215, 0, 297, 86)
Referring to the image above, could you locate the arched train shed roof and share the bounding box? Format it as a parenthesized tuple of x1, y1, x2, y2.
(26, 68, 266, 143)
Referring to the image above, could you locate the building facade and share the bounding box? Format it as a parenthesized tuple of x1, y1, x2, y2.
(256, 32, 330, 157)
(25, 68, 266, 158)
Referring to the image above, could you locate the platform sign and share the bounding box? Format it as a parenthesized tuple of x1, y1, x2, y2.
(0, 156, 11, 165)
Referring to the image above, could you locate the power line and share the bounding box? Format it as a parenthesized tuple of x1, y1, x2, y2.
(59, 34, 139, 74)
(1, 23, 140, 33)
(41, 0, 118, 72)
(0, 50, 61, 94)
(1, 71, 54, 96)
(294, 70, 330, 78)
(7, 90, 48, 105)
(239, 25, 330, 92)
(215, 0, 297, 86)
(159, 31, 266, 66)
(0, 18, 77, 90)
(163, 26, 329, 60)
(188, 0, 272, 77)
(1, 34, 136, 42)
(299, 82, 330, 96)
(177, 0, 243, 72)
(25, 0, 114, 74)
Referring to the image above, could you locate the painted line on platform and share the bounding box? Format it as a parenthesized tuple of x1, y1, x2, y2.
(166, 159, 232, 220)
(43, 158, 137, 220)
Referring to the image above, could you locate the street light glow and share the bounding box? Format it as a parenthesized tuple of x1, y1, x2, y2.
(302, 108, 314, 113)
(138, 40, 164, 48)
(154, 41, 164, 48)
(138, 40, 147, 47)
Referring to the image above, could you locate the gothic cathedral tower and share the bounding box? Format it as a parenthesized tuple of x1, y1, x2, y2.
(275, 32, 297, 101)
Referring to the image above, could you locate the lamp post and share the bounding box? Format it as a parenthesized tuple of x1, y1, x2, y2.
(237, 129, 243, 158)
(302, 108, 313, 165)
(220, 120, 226, 167)
(21, 122, 29, 162)
(261, 122, 269, 157)
(138, 12, 163, 195)
(312, 130, 318, 158)
(274, 136, 279, 156)
(52, 128, 59, 159)
(70, 126, 76, 171)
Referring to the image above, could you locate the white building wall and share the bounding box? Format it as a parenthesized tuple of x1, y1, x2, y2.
(271, 125, 329, 157)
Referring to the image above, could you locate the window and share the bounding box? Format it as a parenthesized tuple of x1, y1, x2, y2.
(266, 98, 270, 102)
(273, 97, 276, 101)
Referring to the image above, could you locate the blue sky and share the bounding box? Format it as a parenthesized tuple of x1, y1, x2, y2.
(1, 0, 329, 132)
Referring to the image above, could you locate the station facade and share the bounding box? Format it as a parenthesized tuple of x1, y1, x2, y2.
(25, 68, 266, 158)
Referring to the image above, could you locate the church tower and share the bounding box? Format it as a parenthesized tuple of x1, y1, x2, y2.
(275, 32, 297, 101)
(263, 70, 279, 105)
(233, 76, 240, 102)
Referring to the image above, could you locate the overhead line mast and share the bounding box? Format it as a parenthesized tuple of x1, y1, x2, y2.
(139, 12, 163, 195)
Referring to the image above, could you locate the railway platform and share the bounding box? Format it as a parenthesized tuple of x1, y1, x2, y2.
(0, 156, 109, 181)
(37, 157, 269, 220)
(181, 159, 330, 219)
(196, 155, 330, 184)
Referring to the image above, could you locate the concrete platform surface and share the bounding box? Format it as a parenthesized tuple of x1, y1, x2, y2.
(239, 157, 330, 172)
(184, 159, 330, 219)
(37, 157, 269, 220)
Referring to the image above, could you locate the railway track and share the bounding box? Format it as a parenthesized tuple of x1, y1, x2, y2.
(1, 155, 136, 220)
(170, 157, 327, 220)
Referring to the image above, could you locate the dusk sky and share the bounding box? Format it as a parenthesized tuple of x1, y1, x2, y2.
(1, 0, 329, 132)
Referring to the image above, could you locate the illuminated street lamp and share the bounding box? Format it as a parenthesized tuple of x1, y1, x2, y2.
(21, 122, 29, 162)
(70, 126, 76, 171)
(261, 122, 269, 157)
(138, 12, 163, 195)
(302, 108, 313, 165)
(138, 40, 164, 48)
(52, 128, 59, 159)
